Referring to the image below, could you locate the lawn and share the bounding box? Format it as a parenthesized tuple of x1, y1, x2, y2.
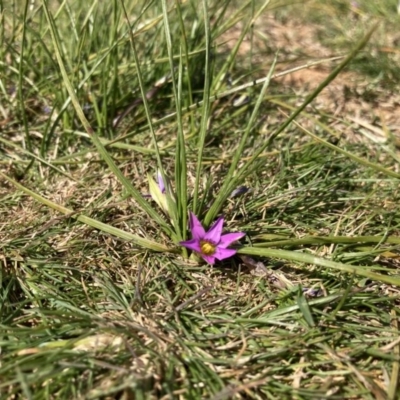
(1, 0, 400, 399)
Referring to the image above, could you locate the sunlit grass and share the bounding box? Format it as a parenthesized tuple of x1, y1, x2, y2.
(1, 0, 400, 398)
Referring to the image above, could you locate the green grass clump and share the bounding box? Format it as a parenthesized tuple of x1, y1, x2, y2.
(1, 0, 400, 398)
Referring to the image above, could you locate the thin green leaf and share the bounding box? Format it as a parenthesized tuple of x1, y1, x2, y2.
(160, 0, 187, 240)
(192, 0, 212, 215)
(204, 56, 277, 225)
(234, 23, 379, 184)
(41, 0, 173, 239)
(1, 171, 170, 252)
(238, 247, 400, 287)
(297, 288, 316, 328)
(291, 113, 400, 179)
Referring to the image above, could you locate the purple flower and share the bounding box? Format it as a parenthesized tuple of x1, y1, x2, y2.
(146, 169, 172, 214)
(157, 170, 165, 194)
(180, 212, 245, 265)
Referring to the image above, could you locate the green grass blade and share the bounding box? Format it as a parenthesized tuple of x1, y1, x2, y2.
(0, 171, 170, 252)
(122, 0, 182, 240)
(266, 22, 379, 146)
(18, 0, 32, 153)
(271, 99, 400, 179)
(41, 0, 173, 239)
(234, 23, 379, 184)
(204, 56, 277, 226)
(238, 247, 400, 286)
(0, 136, 77, 181)
(192, 0, 212, 214)
(150, 56, 344, 131)
(159, 0, 186, 240)
(253, 235, 400, 247)
(297, 289, 316, 328)
(175, 52, 188, 242)
(294, 118, 400, 179)
(388, 309, 400, 400)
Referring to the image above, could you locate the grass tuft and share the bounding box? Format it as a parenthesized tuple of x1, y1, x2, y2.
(1, 0, 400, 398)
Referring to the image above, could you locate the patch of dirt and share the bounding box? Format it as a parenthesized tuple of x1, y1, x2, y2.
(219, 13, 400, 142)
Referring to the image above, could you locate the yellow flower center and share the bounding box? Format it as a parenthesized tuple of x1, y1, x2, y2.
(200, 240, 216, 256)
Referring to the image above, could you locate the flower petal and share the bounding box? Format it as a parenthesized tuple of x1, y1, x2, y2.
(148, 174, 169, 213)
(188, 212, 205, 240)
(157, 170, 166, 194)
(204, 216, 224, 243)
(214, 247, 237, 261)
(201, 254, 216, 265)
(218, 232, 245, 248)
(179, 239, 201, 253)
